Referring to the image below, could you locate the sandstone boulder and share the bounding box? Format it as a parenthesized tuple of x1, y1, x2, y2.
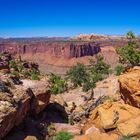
(118, 115, 140, 136)
(119, 66, 140, 108)
(87, 101, 140, 130)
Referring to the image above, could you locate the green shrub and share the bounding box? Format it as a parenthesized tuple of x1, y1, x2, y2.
(11, 71, 19, 77)
(66, 63, 89, 87)
(89, 55, 110, 75)
(53, 131, 73, 140)
(66, 55, 111, 92)
(89, 54, 110, 82)
(31, 69, 39, 80)
(82, 77, 96, 92)
(9, 60, 18, 70)
(116, 31, 140, 67)
(23, 71, 31, 78)
(49, 73, 67, 94)
(126, 31, 135, 40)
(115, 64, 125, 76)
(17, 64, 24, 72)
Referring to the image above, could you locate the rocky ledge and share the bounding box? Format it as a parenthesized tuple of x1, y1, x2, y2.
(0, 75, 50, 139)
(73, 67, 140, 140)
(119, 66, 140, 108)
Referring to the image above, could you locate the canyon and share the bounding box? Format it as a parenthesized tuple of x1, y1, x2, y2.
(0, 34, 129, 75)
(1, 34, 140, 140)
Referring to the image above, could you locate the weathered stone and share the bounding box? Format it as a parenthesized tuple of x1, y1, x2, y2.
(87, 101, 140, 130)
(0, 79, 50, 139)
(119, 66, 140, 108)
(85, 125, 100, 135)
(53, 123, 81, 135)
(118, 116, 140, 136)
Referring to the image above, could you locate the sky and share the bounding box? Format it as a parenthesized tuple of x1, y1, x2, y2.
(0, 0, 139, 37)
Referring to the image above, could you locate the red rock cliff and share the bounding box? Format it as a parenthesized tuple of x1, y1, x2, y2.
(0, 40, 124, 74)
(0, 42, 100, 58)
(0, 42, 102, 74)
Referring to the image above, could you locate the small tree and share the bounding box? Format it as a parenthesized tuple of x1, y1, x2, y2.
(126, 31, 135, 41)
(117, 31, 140, 67)
(66, 56, 110, 92)
(66, 63, 89, 87)
(82, 77, 96, 92)
(115, 64, 125, 76)
(90, 55, 110, 74)
(9, 60, 18, 70)
(49, 73, 67, 94)
(89, 55, 110, 80)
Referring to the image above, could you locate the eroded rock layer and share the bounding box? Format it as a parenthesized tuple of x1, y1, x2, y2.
(0, 41, 121, 74)
(119, 67, 140, 108)
(0, 78, 50, 139)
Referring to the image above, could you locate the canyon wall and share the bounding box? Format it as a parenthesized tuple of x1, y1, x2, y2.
(0, 40, 123, 74)
(0, 42, 102, 74)
(0, 42, 101, 58)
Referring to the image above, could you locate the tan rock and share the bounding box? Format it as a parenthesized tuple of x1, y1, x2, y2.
(119, 66, 140, 108)
(53, 123, 81, 135)
(87, 101, 140, 130)
(24, 136, 38, 140)
(118, 116, 140, 136)
(0, 79, 50, 139)
(31, 84, 50, 114)
(85, 125, 100, 135)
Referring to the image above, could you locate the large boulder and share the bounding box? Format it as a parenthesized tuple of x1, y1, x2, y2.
(118, 115, 140, 136)
(86, 101, 140, 130)
(94, 75, 119, 98)
(0, 79, 50, 139)
(119, 66, 140, 108)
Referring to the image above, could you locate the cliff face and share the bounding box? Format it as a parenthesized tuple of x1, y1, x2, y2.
(0, 42, 102, 74)
(0, 40, 122, 74)
(0, 42, 100, 58)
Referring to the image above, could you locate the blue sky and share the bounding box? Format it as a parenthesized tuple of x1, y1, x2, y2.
(0, 0, 139, 37)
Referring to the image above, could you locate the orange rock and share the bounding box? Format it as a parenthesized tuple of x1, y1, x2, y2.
(24, 136, 38, 140)
(119, 66, 140, 108)
(86, 101, 140, 130)
(118, 115, 140, 136)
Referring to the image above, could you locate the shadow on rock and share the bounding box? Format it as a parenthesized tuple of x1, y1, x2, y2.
(42, 102, 69, 124)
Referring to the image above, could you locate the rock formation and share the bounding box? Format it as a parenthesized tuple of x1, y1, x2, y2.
(0, 77, 50, 138)
(71, 33, 126, 42)
(119, 66, 140, 108)
(0, 38, 125, 74)
(0, 42, 100, 58)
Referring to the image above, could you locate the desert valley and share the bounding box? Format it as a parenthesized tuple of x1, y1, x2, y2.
(0, 32, 140, 140)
